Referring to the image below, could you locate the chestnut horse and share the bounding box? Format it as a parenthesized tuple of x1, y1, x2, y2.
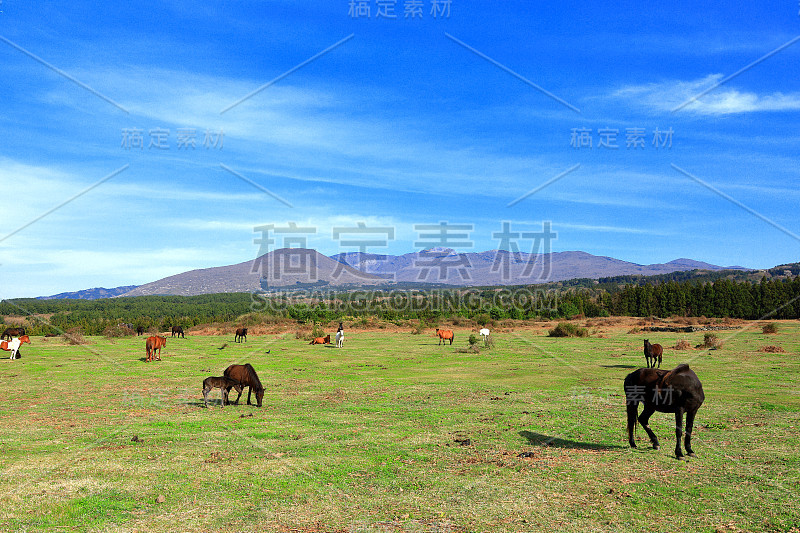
(235, 327, 248, 343)
(624, 364, 704, 459)
(436, 328, 454, 345)
(223, 364, 264, 407)
(309, 335, 331, 345)
(1, 335, 30, 359)
(643, 339, 663, 368)
(145, 336, 166, 362)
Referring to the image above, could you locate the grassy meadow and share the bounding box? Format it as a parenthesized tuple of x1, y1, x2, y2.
(0, 320, 798, 532)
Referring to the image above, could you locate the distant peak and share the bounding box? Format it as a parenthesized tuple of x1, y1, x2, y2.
(420, 247, 456, 254)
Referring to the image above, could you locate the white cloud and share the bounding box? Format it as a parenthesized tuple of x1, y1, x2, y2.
(613, 74, 800, 115)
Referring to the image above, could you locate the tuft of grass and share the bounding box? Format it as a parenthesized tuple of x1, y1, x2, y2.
(762, 323, 778, 334)
(548, 323, 589, 338)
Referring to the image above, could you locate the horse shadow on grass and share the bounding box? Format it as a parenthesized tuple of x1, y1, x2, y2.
(600, 364, 638, 369)
(519, 431, 625, 451)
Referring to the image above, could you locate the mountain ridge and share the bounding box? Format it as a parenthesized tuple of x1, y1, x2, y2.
(117, 248, 749, 298)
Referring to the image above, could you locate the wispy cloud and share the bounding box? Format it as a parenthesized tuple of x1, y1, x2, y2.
(613, 75, 800, 115)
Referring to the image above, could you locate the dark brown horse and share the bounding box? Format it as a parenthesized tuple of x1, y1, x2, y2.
(223, 363, 264, 407)
(235, 327, 248, 343)
(643, 339, 663, 368)
(202, 376, 243, 408)
(171, 326, 185, 338)
(309, 335, 331, 345)
(1, 327, 25, 341)
(436, 328, 454, 345)
(145, 336, 166, 362)
(136, 326, 145, 336)
(624, 364, 704, 459)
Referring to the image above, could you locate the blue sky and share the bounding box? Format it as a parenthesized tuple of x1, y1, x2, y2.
(1, 1, 799, 298)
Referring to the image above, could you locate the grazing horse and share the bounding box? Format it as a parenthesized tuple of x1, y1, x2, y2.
(202, 376, 243, 408)
(223, 363, 264, 407)
(643, 339, 663, 368)
(1, 327, 25, 341)
(1, 335, 30, 359)
(624, 364, 705, 459)
(335, 330, 344, 348)
(145, 336, 167, 362)
(171, 326, 185, 338)
(436, 328, 454, 346)
(309, 335, 331, 345)
(235, 327, 248, 343)
(136, 326, 145, 336)
(479, 328, 490, 339)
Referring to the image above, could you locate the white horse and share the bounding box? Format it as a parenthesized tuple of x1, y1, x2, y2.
(335, 330, 344, 348)
(479, 328, 490, 341)
(1, 335, 30, 359)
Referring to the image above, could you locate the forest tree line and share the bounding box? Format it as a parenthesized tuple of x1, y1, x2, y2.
(1, 274, 799, 336)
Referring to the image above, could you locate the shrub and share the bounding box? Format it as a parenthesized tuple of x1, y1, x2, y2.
(411, 321, 426, 335)
(548, 323, 589, 338)
(484, 335, 495, 349)
(468, 334, 478, 346)
(700, 333, 723, 349)
(762, 323, 778, 334)
(63, 327, 87, 345)
(674, 339, 692, 350)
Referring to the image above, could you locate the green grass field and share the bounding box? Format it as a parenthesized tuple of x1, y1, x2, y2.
(1, 322, 798, 532)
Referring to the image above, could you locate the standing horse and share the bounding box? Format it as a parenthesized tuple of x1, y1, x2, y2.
(235, 328, 248, 343)
(145, 336, 167, 362)
(1, 335, 30, 359)
(1, 327, 25, 341)
(171, 326, 185, 338)
(335, 330, 344, 348)
(136, 326, 145, 336)
(436, 328, 454, 346)
(202, 376, 243, 408)
(624, 364, 704, 459)
(643, 339, 663, 368)
(223, 364, 264, 407)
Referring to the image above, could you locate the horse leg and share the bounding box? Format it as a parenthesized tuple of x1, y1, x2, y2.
(247, 387, 252, 406)
(684, 409, 697, 457)
(233, 387, 242, 405)
(626, 401, 639, 448)
(657, 354, 662, 369)
(203, 387, 210, 408)
(674, 409, 685, 459)
(638, 404, 660, 449)
(221, 388, 228, 408)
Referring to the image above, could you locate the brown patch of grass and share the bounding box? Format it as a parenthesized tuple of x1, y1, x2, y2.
(758, 345, 786, 353)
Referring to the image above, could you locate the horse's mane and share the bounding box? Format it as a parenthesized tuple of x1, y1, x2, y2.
(243, 363, 264, 390)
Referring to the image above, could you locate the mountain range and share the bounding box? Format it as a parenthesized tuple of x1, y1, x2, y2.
(112, 248, 747, 298)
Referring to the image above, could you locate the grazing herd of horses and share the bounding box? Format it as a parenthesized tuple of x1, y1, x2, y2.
(0, 321, 704, 459)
